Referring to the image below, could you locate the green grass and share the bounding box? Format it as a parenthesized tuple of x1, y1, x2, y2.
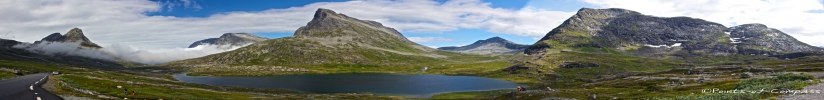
(537, 52, 676, 80)
(0, 60, 85, 73)
(58, 75, 257, 99)
(0, 71, 16, 79)
(0, 60, 242, 99)
(482, 51, 824, 99)
(470, 73, 817, 100)
(433, 77, 744, 99)
(655, 73, 817, 100)
(0, 60, 409, 99)
(431, 89, 515, 99)
(167, 38, 520, 80)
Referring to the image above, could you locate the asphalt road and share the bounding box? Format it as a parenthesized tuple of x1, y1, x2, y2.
(0, 73, 64, 100)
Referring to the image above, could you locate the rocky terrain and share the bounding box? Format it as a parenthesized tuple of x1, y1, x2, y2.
(438, 37, 530, 54)
(523, 8, 821, 59)
(780, 75, 824, 100)
(730, 24, 821, 55)
(188, 33, 268, 48)
(33, 28, 102, 49)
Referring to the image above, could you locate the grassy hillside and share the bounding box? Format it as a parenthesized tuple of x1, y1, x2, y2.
(1, 60, 410, 99)
(159, 8, 520, 79)
(429, 51, 824, 99)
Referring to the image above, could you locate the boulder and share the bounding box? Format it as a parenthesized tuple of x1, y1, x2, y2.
(588, 94, 597, 100)
(740, 72, 753, 78)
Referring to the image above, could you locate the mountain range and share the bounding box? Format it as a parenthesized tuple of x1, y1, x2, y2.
(159, 8, 503, 75)
(2, 8, 819, 72)
(524, 8, 821, 59)
(159, 8, 824, 76)
(2, 7, 824, 99)
(437, 37, 530, 54)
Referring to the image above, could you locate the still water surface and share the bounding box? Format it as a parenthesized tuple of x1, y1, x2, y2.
(173, 73, 521, 98)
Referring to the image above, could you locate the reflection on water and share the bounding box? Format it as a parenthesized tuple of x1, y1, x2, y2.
(173, 73, 521, 98)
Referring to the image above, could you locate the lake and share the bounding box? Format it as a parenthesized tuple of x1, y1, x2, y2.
(172, 73, 522, 98)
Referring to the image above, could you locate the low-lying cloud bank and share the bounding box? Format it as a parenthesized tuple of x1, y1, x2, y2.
(12, 42, 247, 64)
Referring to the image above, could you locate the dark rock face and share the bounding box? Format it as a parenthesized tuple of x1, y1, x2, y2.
(524, 8, 821, 58)
(729, 24, 820, 55)
(188, 33, 267, 48)
(0, 38, 21, 48)
(438, 37, 530, 54)
(163, 8, 439, 67)
(558, 62, 599, 68)
(503, 64, 531, 74)
(40, 33, 65, 42)
(188, 38, 218, 48)
(293, 8, 414, 44)
(34, 28, 101, 48)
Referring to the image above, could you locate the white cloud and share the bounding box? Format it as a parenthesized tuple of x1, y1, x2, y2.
(0, 0, 574, 49)
(13, 42, 114, 60)
(408, 37, 454, 42)
(160, 0, 203, 11)
(580, 0, 824, 46)
(13, 41, 248, 64)
(102, 43, 247, 64)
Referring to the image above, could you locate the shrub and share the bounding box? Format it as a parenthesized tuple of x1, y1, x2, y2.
(775, 73, 814, 82)
(654, 73, 815, 100)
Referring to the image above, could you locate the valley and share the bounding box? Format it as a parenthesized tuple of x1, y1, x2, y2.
(1, 7, 823, 100)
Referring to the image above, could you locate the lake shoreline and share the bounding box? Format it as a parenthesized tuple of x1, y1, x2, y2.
(173, 73, 523, 98)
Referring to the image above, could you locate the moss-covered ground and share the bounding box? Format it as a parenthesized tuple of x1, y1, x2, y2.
(5, 49, 824, 99)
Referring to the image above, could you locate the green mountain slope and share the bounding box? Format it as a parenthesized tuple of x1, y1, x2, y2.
(159, 8, 509, 76)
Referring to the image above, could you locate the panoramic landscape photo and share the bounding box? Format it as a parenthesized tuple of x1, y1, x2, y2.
(2, 0, 824, 100)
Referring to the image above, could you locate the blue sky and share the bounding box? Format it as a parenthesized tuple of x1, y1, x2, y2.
(147, 0, 596, 47)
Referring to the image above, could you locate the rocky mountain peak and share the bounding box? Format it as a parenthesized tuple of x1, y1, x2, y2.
(578, 8, 640, 15)
(439, 37, 529, 54)
(729, 23, 820, 53)
(473, 36, 520, 45)
(64, 28, 84, 39)
(0, 38, 21, 48)
(575, 8, 640, 17)
(733, 23, 768, 28)
(313, 8, 339, 20)
(163, 8, 456, 68)
(524, 8, 819, 58)
(188, 33, 268, 48)
(297, 8, 349, 34)
(221, 33, 251, 38)
(41, 33, 65, 42)
(486, 36, 505, 41)
(216, 33, 267, 42)
(35, 28, 101, 48)
(293, 8, 412, 44)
